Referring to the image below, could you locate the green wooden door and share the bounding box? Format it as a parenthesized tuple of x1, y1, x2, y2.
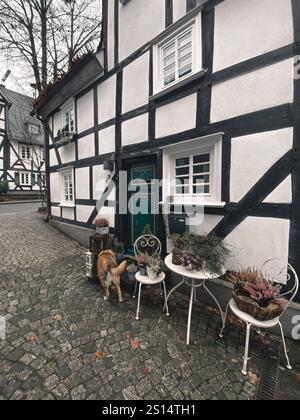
(128, 164, 156, 253)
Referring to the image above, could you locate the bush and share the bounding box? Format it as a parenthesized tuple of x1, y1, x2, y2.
(0, 180, 9, 194)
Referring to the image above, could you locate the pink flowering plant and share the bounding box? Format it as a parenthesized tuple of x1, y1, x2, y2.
(229, 268, 288, 308)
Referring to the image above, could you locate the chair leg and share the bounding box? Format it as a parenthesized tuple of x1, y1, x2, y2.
(242, 323, 252, 376)
(186, 285, 195, 346)
(135, 283, 142, 321)
(279, 322, 292, 370)
(162, 281, 170, 317)
(133, 281, 138, 299)
(219, 302, 230, 338)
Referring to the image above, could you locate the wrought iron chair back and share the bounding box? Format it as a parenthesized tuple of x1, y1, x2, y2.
(260, 258, 299, 315)
(134, 235, 162, 258)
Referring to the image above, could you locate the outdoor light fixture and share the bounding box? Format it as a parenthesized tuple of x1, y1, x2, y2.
(103, 158, 114, 172)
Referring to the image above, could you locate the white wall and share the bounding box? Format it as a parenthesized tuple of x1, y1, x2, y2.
(122, 113, 148, 146)
(119, 0, 165, 62)
(59, 143, 76, 164)
(77, 134, 95, 160)
(77, 205, 94, 223)
(98, 126, 115, 155)
(122, 53, 149, 113)
(230, 128, 293, 203)
(214, 0, 294, 72)
(211, 59, 294, 122)
(156, 94, 197, 138)
(107, 0, 115, 71)
(76, 167, 90, 200)
(50, 172, 60, 202)
(53, 112, 61, 137)
(62, 207, 75, 220)
(51, 206, 60, 218)
(98, 75, 116, 124)
(226, 217, 290, 270)
(173, 0, 187, 23)
(50, 149, 58, 167)
(77, 91, 94, 134)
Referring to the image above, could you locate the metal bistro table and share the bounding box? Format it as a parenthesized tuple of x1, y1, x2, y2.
(164, 254, 227, 346)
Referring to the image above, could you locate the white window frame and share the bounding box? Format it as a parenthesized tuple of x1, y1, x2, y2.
(28, 124, 40, 135)
(61, 99, 76, 134)
(162, 133, 225, 207)
(19, 172, 31, 186)
(59, 167, 75, 207)
(20, 144, 31, 160)
(153, 13, 202, 95)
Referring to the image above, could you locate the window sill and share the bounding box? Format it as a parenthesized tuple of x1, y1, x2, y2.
(160, 201, 226, 209)
(59, 203, 76, 208)
(150, 69, 207, 103)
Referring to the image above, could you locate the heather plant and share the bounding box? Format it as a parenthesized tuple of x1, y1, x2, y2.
(229, 268, 288, 308)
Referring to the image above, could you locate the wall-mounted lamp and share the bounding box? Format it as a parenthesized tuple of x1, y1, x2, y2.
(103, 159, 114, 172)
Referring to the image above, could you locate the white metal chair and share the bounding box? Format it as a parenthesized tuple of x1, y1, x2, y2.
(221, 259, 299, 376)
(133, 234, 169, 320)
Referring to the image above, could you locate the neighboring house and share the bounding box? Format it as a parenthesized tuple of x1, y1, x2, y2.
(0, 86, 45, 193)
(33, 0, 300, 303)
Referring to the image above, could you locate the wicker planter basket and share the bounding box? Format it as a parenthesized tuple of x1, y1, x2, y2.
(233, 291, 286, 321)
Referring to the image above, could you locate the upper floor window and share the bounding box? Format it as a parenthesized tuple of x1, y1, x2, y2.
(162, 29, 193, 88)
(20, 144, 31, 160)
(153, 13, 202, 94)
(20, 172, 31, 186)
(63, 104, 75, 133)
(28, 124, 40, 135)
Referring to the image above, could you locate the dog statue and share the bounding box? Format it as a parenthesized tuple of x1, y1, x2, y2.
(97, 250, 127, 302)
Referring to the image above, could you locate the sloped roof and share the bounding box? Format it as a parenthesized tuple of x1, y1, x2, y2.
(0, 86, 44, 146)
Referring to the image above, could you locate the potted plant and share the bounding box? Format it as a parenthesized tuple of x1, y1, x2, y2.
(136, 254, 149, 276)
(147, 255, 163, 280)
(127, 262, 138, 283)
(93, 216, 110, 235)
(116, 242, 125, 263)
(171, 233, 231, 274)
(229, 268, 288, 321)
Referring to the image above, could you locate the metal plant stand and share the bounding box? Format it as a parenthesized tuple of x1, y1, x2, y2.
(164, 254, 226, 346)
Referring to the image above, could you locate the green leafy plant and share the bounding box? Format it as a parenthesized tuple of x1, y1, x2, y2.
(171, 233, 231, 273)
(0, 180, 9, 194)
(116, 242, 124, 254)
(142, 224, 153, 235)
(147, 255, 163, 276)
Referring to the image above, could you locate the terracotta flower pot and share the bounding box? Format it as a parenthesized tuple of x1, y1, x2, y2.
(233, 291, 286, 321)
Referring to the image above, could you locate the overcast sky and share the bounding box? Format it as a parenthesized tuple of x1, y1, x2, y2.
(0, 52, 37, 98)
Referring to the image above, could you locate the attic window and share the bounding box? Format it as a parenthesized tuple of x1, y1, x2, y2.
(28, 123, 40, 135)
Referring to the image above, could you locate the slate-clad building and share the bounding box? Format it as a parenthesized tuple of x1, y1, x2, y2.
(33, 0, 300, 305)
(0, 86, 45, 193)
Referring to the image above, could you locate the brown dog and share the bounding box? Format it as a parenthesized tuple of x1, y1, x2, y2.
(97, 250, 127, 302)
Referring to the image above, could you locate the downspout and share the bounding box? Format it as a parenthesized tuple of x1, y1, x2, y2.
(36, 114, 51, 222)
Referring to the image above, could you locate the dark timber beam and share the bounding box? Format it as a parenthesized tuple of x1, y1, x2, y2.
(210, 150, 293, 239)
(289, 0, 300, 301)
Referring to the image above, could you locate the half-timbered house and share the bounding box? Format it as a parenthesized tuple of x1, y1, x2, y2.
(33, 0, 300, 310)
(0, 86, 45, 194)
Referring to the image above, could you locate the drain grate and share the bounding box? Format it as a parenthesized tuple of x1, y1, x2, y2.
(256, 352, 280, 400)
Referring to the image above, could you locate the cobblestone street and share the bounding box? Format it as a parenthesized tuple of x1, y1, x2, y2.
(0, 212, 286, 400)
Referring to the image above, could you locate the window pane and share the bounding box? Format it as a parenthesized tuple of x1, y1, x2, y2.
(164, 74, 176, 86)
(178, 43, 192, 59)
(176, 185, 190, 194)
(176, 157, 189, 167)
(193, 185, 210, 194)
(176, 167, 190, 176)
(179, 63, 192, 78)
(193, 175, 210, 184)
(178, 31, 192, 49)
(163, 52, 175, 68)
(163, 41, 175, 58)
(193, 164, 210, 174)
(193, 154, 210, 164)
(176, 177, 189, 186)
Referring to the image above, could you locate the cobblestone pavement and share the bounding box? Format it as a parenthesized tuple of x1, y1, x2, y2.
(0, 212, 292, 400)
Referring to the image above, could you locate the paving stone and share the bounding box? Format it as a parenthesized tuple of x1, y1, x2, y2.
(0, 212, 278, 401)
